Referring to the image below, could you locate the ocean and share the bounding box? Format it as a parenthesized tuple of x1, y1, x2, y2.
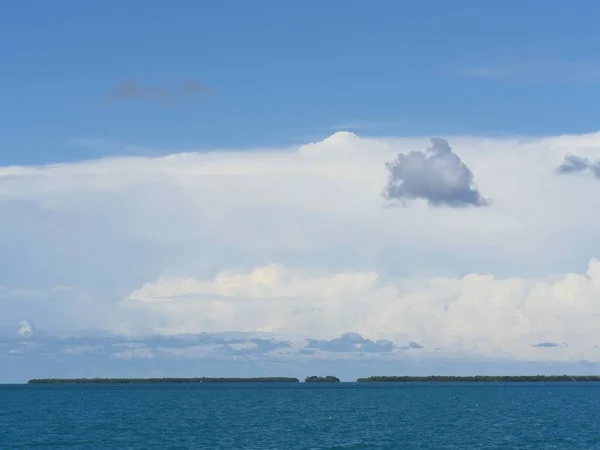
(1, 382, 599, 449)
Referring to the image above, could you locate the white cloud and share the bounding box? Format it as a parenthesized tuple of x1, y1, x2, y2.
(0, 130, 589, 278)
(3, 131, 600, 367)
(17, 320, 34, 338)
(123, 260, 600, 361)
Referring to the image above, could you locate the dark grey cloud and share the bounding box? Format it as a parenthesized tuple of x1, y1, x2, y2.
(383, 138, 488, 207)
(555, 154, 600, 178)
(532, 342, 561, 348)
(306, 332, 394, 353)
(109, 80, 206, 104)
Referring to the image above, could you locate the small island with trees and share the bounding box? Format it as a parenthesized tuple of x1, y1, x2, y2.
(356, 375, 600, 382)
(304, 376, 341, 383)
(27, 377, 300, 384)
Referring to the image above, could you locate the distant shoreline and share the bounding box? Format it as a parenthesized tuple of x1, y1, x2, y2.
(26, 375, 600, 384)
(356, 376, 600, 382)
(27, 377, 300, 384)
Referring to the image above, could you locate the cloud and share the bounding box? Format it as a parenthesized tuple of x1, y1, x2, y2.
(0, 332, 293, 361)
(555, 154, 600, 178)
(460, 67, 509, 79)
(458, 60, 600, 83)
(6, 131, 600, 379)
(532, 342, 562, 348)
(17, 320, 34, 338)
(52, 286, 76, 292)
(114, 347, 154, 360)
(403, 341, 424, 350)
(180, 80, 205, 93)
(556, 155, 592, 174)
(305, 333, 394, 353)
(118, 258, 600, 361)
(1, 289, 48, 299)
(383, 138, 488, 207)
(108, 80, 206, 104)
(219, 338, 291, 356)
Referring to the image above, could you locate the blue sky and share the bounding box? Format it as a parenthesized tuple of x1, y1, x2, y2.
(4, 1, 600, 382)
(3, 0, 600, 165)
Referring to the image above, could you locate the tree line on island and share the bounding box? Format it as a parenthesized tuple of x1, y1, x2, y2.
(356, 375, 600, 382)
(28, 376, 342, 384)
(27, 375, 600, 384)
(27, 377, 301, 384)
(304, 376, 341, 383)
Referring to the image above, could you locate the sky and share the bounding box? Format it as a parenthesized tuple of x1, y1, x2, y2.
(3, 1, 600, 382)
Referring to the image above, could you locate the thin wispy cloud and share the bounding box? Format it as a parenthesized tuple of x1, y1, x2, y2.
(460, 67, 509, 79)
(458, 60, 600, 83)
(0, 289, 49, 300)
(401, 341, 424, 350)
(329, 119, 398, 132)
(108, 80, 207, 104)
(68, 138, 167, 158)
(532, 342, 562, 348)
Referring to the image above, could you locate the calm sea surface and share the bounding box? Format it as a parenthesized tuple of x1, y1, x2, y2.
(1, 382, 600, 449)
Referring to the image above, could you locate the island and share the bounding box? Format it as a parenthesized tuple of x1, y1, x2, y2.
(356, 375, 600, 382)
(27, 377, 300, 384)
(304, 376, 341, 383)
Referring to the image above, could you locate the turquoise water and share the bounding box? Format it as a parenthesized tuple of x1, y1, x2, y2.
(1, 382, 600, 449)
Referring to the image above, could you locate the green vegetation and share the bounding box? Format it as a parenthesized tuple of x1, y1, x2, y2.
(30, 375, 600, 384)
(305, 376, 341, 383)
(27, 377, 300, 384)
(356, 375, 600, 382)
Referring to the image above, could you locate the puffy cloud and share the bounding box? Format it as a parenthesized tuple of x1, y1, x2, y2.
(556, 155, 592, 174)
(556, 154, 600, 177)
(17, 320, 34, 338)
(383, 138, 487, 207)
(305, 333, 395, 353)
(120, 259, 600, 361)
(124, 264, 381, 337)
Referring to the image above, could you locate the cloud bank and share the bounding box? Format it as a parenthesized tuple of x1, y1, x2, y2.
(122, 259, 600, 361)
(3, 130, 600, 379)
